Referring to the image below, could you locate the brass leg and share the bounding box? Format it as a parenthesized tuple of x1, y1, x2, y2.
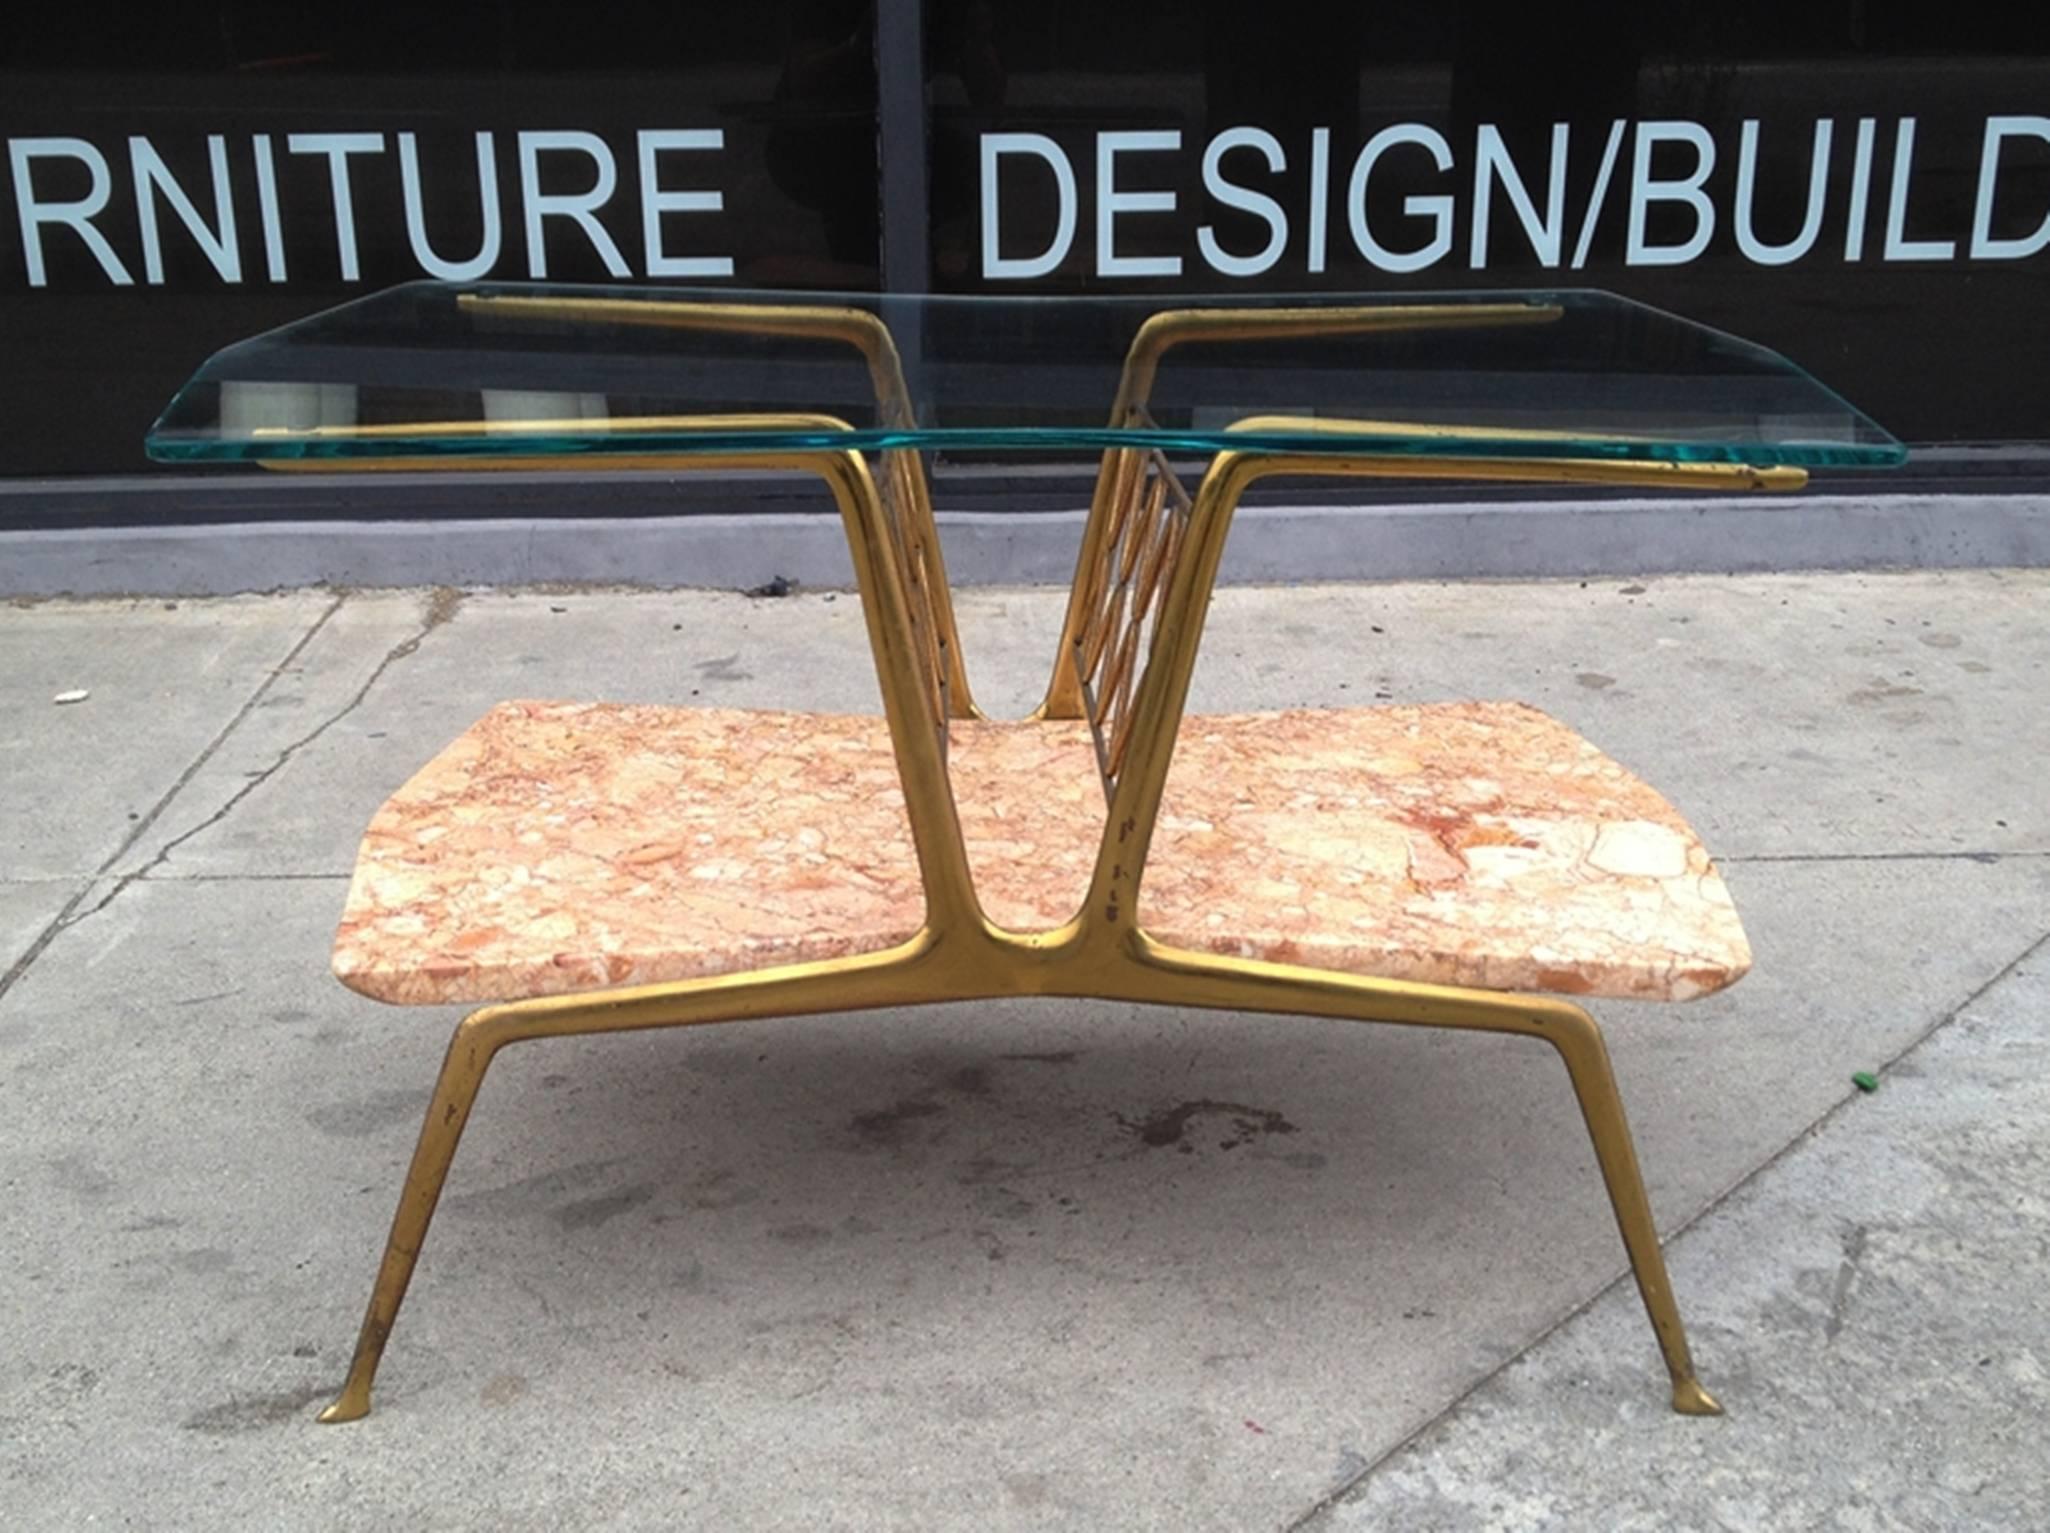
(317, 1008, 501, 1424)
(1118, 939, 1720, 1415)
(318, 943, 940, 1423)
(1545, 1004, 1721, 1415)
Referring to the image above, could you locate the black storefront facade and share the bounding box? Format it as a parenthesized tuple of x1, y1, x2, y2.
(3, 3, 2047, 545)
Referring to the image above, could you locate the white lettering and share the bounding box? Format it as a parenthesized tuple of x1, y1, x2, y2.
(287, 132, 385, 281)
(398, 131, 502, 281)
(517, 130, 630, 279)
(1097, 130, 1181, 277)
(1971, 115, 2050, 260)
(1198, 127, 1287, 277)
(980, 133, 1077, 279)
(1884, 118, 1954, 261)
(9, 137, 133, 287)
(1735, 119, 1833, 266)
(1471, 123, 1569, 268)
(1347, 124, 1453, 273)
(1845, 117, 1877, 261)
(252, 134, 286, 282)
(1307, 127, 1330, 274)
(638, 129, 732, 277)
(130, 135, 240, 284)
(1627, 121, 1715, 266)
(1571, 119, 1626, 270)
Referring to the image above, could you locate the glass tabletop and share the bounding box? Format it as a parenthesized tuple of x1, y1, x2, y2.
(146, 283, 1903, 470)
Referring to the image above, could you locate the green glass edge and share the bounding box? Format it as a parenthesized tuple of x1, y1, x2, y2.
(147, 425, 1906, 469)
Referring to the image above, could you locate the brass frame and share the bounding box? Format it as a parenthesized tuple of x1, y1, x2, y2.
(292, 301, 1805, 1424)
(454, 292, 978, 725)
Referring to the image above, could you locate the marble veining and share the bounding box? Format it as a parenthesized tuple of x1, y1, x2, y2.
(1144, 702, 1748, 1001)
(334, 699, 1748, 1005)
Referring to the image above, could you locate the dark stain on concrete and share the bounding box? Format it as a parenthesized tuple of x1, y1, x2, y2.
(170, 1247, 234, 1275)
(1120, 1100, 1299, 1153)
(975, 1186, 1035, 1221)
(446, 1158, 622, 1217)
(480, 1373, 529, 1406)
(683, 1167, 759, 1211)
(182, 1382, 331, 1435)
(305, 1087, 427, 1138)
(1846, 678, 1922, 705)
(946, 1065, 993, 1097)
(553, 1183, 654, 1231)
(957, 1154, 1015, 1186)
(850, 1097, 945, 1146)
(673, 1258, 716, 1294)
(1004, 1471, 1051, 1507)
(49, 1154, 114, 1199)
(695, 652, 752, 682)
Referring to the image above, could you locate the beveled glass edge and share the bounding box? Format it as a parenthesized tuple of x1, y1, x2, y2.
(146, 424, 1907, 469)
(144, 281, 1908, 470)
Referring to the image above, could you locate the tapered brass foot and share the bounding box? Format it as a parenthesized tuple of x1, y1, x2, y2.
(1670, 1376, 1723, 1416)
(1118, 948, 1727, 1419)
(316, 1293, 395, 1422)
(316, 1376, 374, 1423)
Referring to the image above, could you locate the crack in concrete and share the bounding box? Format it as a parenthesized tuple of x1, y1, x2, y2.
(29, 588, 462, 951)
(1823, 1223, 1870, 1345)
(136, 871, 354, 883)
(0, 595, 346, 1005)
(1282, 921, 2050, 1533)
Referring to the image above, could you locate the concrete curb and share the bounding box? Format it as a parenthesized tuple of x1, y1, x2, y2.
(2, 493, 2044, 596)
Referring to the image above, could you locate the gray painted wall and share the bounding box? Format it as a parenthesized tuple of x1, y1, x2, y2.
(3, 493, 2045, 597)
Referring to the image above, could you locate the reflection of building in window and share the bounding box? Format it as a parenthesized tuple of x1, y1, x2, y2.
(765, 0, 881, 266)
(928, 2, 1008, 281)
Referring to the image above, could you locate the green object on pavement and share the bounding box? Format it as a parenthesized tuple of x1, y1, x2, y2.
(1852, 1071, 1880, 1092)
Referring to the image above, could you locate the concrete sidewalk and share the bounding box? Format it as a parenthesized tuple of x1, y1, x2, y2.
(3, 570, 2046, 1530)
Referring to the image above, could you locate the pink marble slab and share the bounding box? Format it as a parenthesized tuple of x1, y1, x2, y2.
(333, 700, 1748, 1006)
(1145, 702, 1749, 1002)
